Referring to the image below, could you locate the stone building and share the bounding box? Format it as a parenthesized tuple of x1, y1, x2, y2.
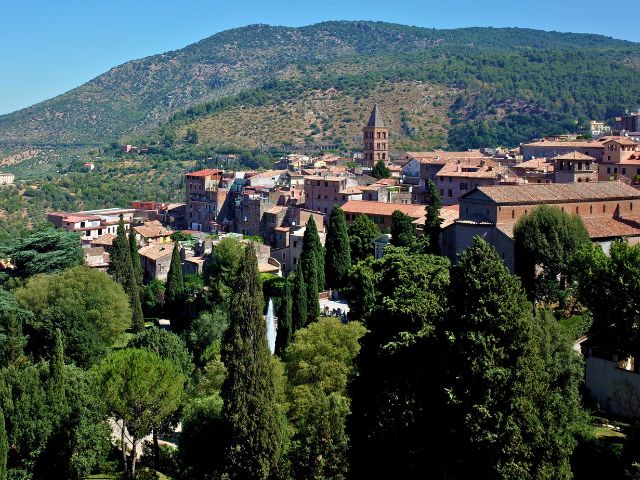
(552, 151, 598, 183)
(185, 169, 227, 232)
(362, 104, 389, 168)
(304, 174, 356, 216)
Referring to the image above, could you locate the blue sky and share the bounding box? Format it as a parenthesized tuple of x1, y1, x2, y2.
(0, 0, 635, 115)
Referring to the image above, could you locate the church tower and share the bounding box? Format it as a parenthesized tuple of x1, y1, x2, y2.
(362, 104, 389, 168)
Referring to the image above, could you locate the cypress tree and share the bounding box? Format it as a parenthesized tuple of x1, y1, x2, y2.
(325, 206, 351, 290)
(109, 215, 133, 288)
(50, 327, 66, 407)
(301, 218, 322, 322)
(390, 210, 417, 248)
(129, 230, 143, 287)
(0, 409, 6, 480)
(221, 245, 282, 479)
(275, 276, 293, 356)
(129, 273, 145, 333)
(424, 180, 443, 255)
(165, 242, 184, 322)
(291, 262, 308, 333)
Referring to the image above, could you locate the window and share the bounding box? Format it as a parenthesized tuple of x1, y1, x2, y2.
(447, 189, 453, 198)
(512, 210, 515, 219)
(603, 205, 606, 213)
(293, 241, 298, 248)
(590, 205, 593, 214)
(632, 203, 634, 212)
(460, 182, 468, 191)
(623, 168, 626, 175)
(282, 252, 286, 259)
(607, 167, 611, 174)
(576, 207, 579, 214)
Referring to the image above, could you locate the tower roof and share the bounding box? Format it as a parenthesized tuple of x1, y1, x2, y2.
(367, 104, 385, 128)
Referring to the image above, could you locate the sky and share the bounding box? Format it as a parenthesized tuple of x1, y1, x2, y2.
(0, 0, 636, 115)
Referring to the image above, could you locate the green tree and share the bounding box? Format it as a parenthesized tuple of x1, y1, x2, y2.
(92, 348, 185, 479)
(514, 204, 590, 304)
(285, 317, 366, 480)
(300, 217, 322, 322)
(0, 409, 6, 480)
(348, 214, 380, 263)
(129, 274, 145, 334)
(221, 246, 282, 479)
(345, 260, 375, 321)
(445, 238, 582, 479)
(165, 242, 184, 325)
(291, 264, 308, 333)
(371, 160, 391, 179)
(182, 308, 229, 367)
(6, 227, 82, 278)
(49, 328, 66, 408)
(325, 206, 351, 289)
(15, 266, 131, 367)
(349, 248, 450, 478)
(423, 179, 443, 255)
(109, 216, 133, 288)
(275, 276, 292, 356)
(129, 230, 143, 287)
(204, 236, 244, 310)
(0, 289, 28, 367)
(185, 127, 199, 144)
(390, 210, 417, 248)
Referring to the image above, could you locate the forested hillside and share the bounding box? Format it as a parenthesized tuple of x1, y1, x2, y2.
(1, 21, 639, 152)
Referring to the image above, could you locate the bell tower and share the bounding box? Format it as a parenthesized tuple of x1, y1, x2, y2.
(362, 104, 389, 168)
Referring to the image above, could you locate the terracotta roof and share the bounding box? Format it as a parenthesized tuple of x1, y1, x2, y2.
(436, 162, 515, 179)
(187, 169, 223, 177)
(441, 205, 460, 228)
(406, 150, 488, 161)
(63, 214, 102, 222)
(304, 175, 347, 182)
(342, 200, 425, 218)
(134, 221, 173, 238)
(603, 137, 639, 146)
(258, 262, 281, 273)
(512, 158, 555, 172)
(470, 182, 640, 205)
(91, 234, 115, 246)
(264, 206, 287, 215)
(521, 140, 605, 149)
(497, 217, 640, 240)
(339, 187, 363, 194)
(551, 151, 597, 161)
(83, 247, 105, 256)
(138, 243, 174, 261)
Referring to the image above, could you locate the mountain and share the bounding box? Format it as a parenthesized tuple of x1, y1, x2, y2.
(0, 21, 639, 150)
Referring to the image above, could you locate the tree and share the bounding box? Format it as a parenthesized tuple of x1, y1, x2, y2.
(325, 206, 351, 289)
(390, 210, 417, 248)
(15, 266, 131, 367)
(275, 276, 292, 356)
(344, 260, 375, 322)
(445, 237, 582, 478)
(423, 179, 443, 255)
(0, 409, 6, 480)
(129, 230, 143, 287)
(221, 246, 282, 479)
(49, 328, 66, 408)
(185, 127, 199, 144)
(0, 289, 28, 367)
(93, 348, 185, 479)
(349, 248, 450, 478)
(5, 227, 82, 278)
(165, 242, 184, 325)
(204, 236, 244, 310)
(300, 217, 322, 322)
(291, 264, 308, 334)
(110, 216, 134, 288)
(571, 241, 640, 352)
(129, 274, 145, 333)
(348, 214, 379, 263)
(285, 317, 366, 479)
(371, 160, 391, 179)
(514, 204, 590, 304)
(182, 308, 229, 367)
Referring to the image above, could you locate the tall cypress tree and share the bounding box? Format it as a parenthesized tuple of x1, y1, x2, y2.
(129, 273, 145, 333)
(165, 242, 184, 323)
(423, 180, 443, 255)
(301, 218, 322, 322)
(276, 276, 293, 356)
(221, 246, 282, 479)
(291, 262, 308, 333)
(129, 230, 143, 287)
(109, 215, 133, 288)
(325, 206, 351, 290)
(0, 409, 6, 480)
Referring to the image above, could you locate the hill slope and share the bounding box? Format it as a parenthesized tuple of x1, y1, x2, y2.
(0, 21, 637, 149)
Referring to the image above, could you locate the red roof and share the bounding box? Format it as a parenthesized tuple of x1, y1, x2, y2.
(187, 169, 223, 177)
(342, 200, 425, 219)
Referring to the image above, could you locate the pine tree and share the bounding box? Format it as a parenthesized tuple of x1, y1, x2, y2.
(325, 206, 351, 290)
(49, 328, 66, 407)
(165, 242, 184, 323)
(0, 409, 6, 480)
(301, 217, 322, 322)
(129, 230, 143, 287)
(221, 246, 282, 479)
(275, 276, 293, 356)
(291, 263, 308, 333)
(423, 180, 443, 255)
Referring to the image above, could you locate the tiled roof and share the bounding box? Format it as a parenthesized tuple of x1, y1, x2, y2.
(304, 175, 347, 182)
(138, 243, 174, 261)
(497, 217, 640, 240)
(512, 158, 555, 172)
(63, 214, 102, 222)
(471, 182, 640, 205)
(521, 140, 605, 149)
(440, 205, 460, 228)
(264, 206, 287, 215)
(406, 150, 488, 161)
(339, 187, 363, 194)
(91, 234, 115, 246)
(134, 221, 173, 238)
(603, 137, 639, 146)
(551, 151, 597, 161)
(187, 169, 223, 177)
(435, 162, 514, 179)
(342, 200, 425, 218)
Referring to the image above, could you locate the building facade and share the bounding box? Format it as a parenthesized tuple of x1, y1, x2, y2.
(362, 104, 389, 168)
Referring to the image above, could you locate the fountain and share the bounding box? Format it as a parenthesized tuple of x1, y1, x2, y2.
(265, 298, 277, 354)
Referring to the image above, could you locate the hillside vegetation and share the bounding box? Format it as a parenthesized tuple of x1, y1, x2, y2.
(0, 21, 639, 152)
